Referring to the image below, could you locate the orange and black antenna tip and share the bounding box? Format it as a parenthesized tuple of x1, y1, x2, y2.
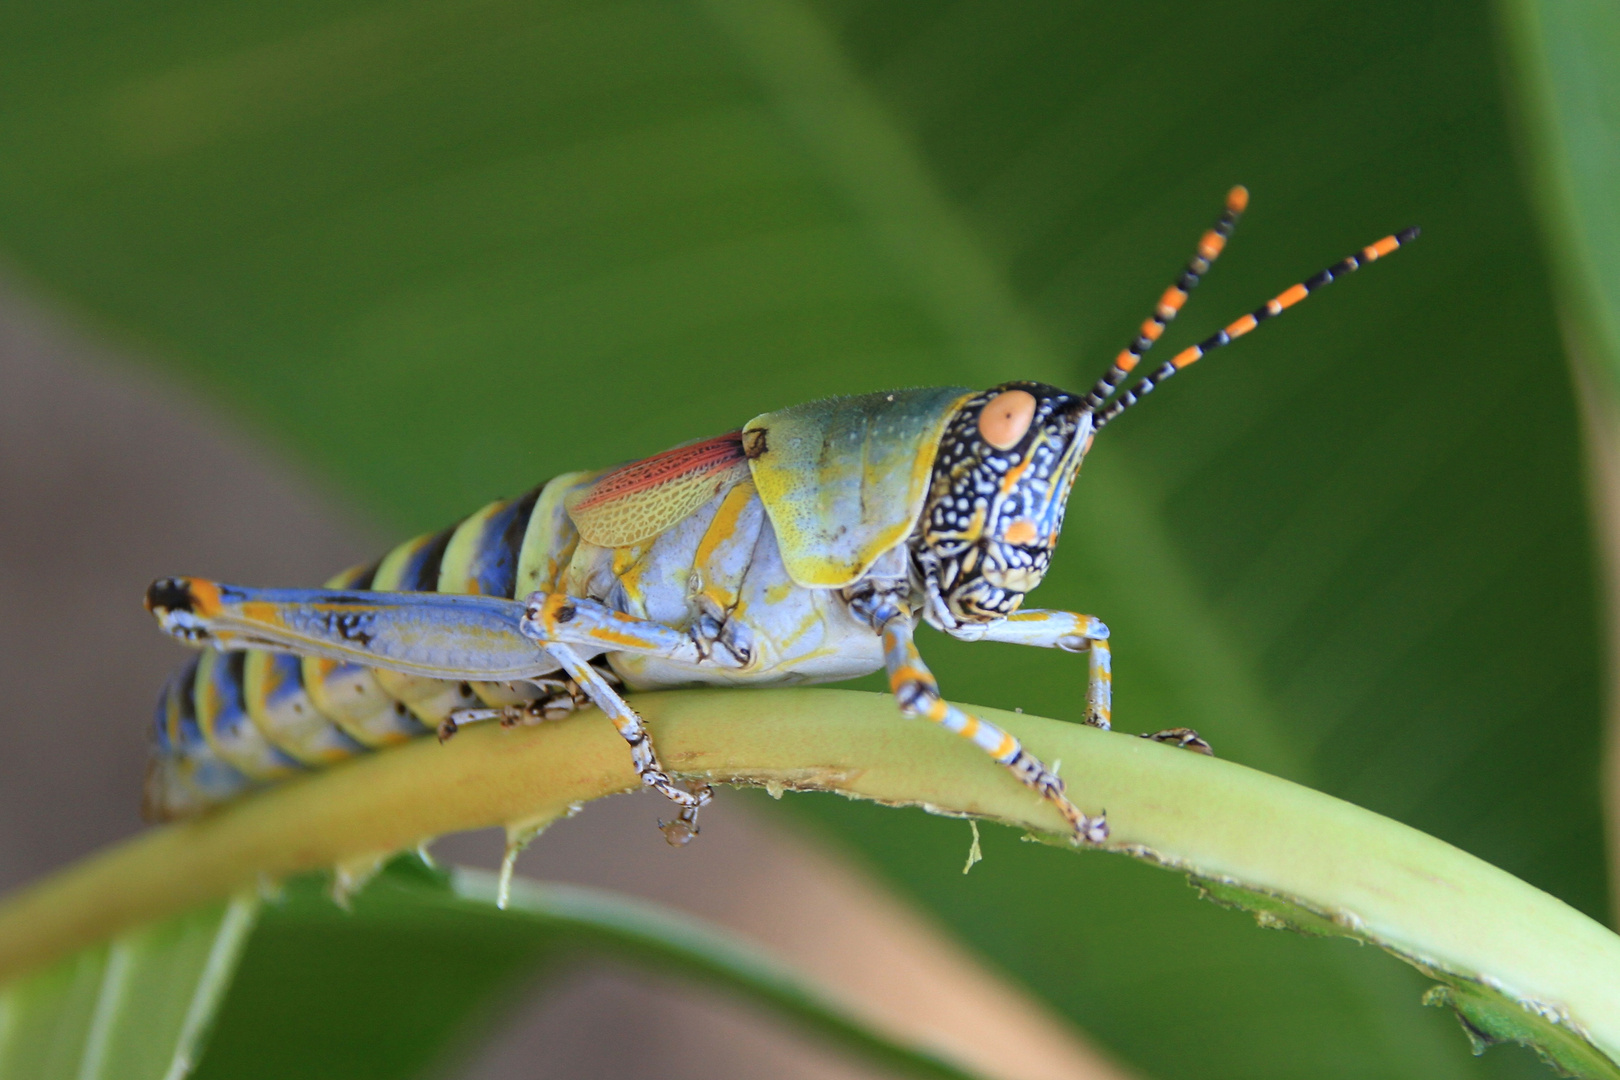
(1092, 219, 1420, 430)
(1080, 186, 1251, 412)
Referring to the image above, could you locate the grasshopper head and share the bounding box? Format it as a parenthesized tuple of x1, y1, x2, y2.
(915, 382, 1092, 624)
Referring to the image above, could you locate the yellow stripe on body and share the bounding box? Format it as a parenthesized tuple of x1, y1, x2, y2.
(298, 564, 419, 747)
(438, 498, 510, 595)
(370, 532, 477, 727)
(690, 481, 761, 641)
(434, 497, 541, 710)
(193, 650, 299, 781)
(693, 482, 755, 569)
(371, 531, 439, 591)
(514, 471, 595, 600)
(241, 650, 355, 765)
(609, 544, 649, 612)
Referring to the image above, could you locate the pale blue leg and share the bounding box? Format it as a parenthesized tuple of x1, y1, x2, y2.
(949, 609, 1112, 728)
(147, 578, 723, 838)
(843, 584, 1107, 844)
(954, 609, 1209, 753)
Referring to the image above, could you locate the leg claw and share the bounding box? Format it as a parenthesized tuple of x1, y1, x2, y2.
(1078, 812, 1109, 845)
(1142, 727, 1214, 755)
(655, 783, 712, 846)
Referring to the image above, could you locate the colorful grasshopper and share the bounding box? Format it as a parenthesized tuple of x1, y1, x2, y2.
(145, 188, 1416, 844)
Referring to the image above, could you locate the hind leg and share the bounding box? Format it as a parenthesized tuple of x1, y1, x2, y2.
(148, 578, 727, 840)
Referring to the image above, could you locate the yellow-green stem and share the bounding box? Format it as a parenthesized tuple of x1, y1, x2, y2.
(0, 688, 1617, 1073)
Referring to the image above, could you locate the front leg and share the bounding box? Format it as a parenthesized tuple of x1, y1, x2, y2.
(958, 609, 1211, 754)
(845, 586, 1107, 844)
(950, 609, 1113, 729)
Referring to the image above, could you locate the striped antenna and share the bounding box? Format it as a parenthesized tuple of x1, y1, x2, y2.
(1093, 223, 1421, 430)
(1082, 185, 1249, 412)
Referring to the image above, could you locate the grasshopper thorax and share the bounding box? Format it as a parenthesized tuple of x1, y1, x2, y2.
(913, 381, 1092, 625)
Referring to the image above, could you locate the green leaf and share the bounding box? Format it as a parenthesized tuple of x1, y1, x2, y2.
(1495, 0, 1620, 393)
(0, 1, 1605, 1077)
(0, 894, 257, 1080)
(196, 856, 982, 1080)
(0, 837, 983, 1080)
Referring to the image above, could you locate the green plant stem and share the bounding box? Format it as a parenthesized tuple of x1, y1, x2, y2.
(0, 688, 1617, 1072)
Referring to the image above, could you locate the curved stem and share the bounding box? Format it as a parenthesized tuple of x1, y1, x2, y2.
(0, 688, 1617, 1074)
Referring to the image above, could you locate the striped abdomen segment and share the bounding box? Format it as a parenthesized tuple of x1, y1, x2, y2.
(144, 470, 595, 820)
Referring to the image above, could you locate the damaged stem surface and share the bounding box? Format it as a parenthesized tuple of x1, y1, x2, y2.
(0, 687, 1616, 1075)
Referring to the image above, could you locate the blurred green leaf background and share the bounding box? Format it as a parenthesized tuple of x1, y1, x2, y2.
(0, 0, 1612, 1077)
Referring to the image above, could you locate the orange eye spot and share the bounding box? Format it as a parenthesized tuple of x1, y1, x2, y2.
(978, 390, 1036, 450)
(1004, 518, 1039, 546)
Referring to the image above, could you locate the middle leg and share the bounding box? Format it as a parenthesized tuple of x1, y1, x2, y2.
(537, 641, 713, 846)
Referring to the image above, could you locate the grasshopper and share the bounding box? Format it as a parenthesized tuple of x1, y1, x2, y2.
(146, 188, 1416, 844)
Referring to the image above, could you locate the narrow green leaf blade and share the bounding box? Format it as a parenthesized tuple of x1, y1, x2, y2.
(1496, 0, 1620, 393)
(193, 856, 982, 1080)
(0, 895, 257, 1080)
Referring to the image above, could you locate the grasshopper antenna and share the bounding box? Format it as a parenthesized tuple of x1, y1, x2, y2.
(1081, 185, 1249, 413)
(1092, 219, 1421, 430)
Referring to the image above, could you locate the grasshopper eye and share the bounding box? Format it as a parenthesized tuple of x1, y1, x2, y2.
(978, 390, 1036, 450)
